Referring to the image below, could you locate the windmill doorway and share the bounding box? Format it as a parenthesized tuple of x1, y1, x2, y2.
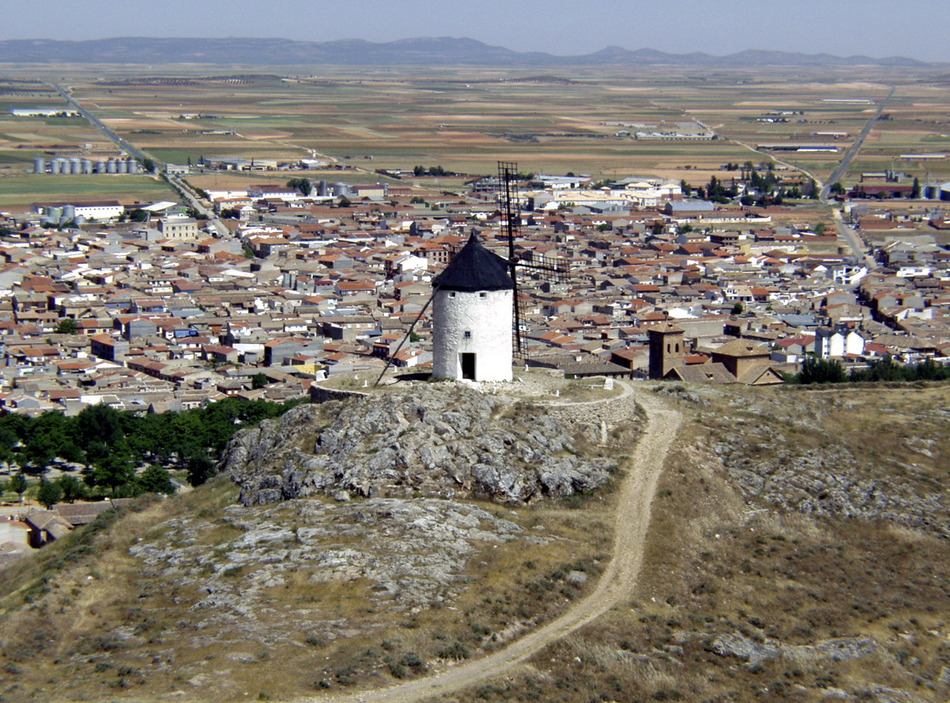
(460, 353, 476, 380)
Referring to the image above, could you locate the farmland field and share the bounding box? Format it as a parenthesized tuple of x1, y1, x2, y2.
(0, 174, 175, 209)
(0, 64, 948, 209)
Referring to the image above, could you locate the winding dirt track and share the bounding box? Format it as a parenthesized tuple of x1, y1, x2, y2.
(308, 387, 682, 703)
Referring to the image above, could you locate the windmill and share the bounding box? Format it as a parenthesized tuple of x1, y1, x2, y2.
(373, 162, 566, 385)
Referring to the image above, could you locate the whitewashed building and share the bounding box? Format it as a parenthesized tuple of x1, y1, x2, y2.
(815, 327, 866, 358)
(431, 234, 514, 382)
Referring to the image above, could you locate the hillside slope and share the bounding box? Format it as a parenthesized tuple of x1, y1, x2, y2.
(0, 379, 638, 701)
(453, 383, 948, 702)
(0, 382, 945, 703)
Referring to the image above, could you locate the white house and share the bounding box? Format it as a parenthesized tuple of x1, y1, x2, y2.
(815, 327, 866, 358)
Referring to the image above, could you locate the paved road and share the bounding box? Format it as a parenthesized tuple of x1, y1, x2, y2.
(51, 83, 230, 238)
(307, 386, 682, 703)
(52, 83, 152, 165)
(820, 87, 895, 203)
(831, 207, 875, 268)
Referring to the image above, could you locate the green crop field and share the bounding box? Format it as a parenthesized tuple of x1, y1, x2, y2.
(0, 174, 176, 209)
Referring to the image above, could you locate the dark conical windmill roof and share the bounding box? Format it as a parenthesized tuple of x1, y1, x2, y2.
(432, 232, 514, 292)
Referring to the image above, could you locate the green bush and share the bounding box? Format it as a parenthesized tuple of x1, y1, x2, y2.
(437, 641, 470, 660)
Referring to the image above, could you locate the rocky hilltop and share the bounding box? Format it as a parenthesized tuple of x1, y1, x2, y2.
(222, 384, 618, 506)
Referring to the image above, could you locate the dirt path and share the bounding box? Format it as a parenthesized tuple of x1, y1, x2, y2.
(310, 387, 682, 703)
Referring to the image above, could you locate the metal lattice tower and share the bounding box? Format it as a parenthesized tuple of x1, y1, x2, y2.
(497, 162, 568, 362)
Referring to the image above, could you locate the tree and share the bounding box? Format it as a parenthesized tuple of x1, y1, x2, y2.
(55, 474, 86, 503)
(851, 355, 905, 383)
(706, 175, 730, 203)
(54, 318, 79, 335)
(11, 473, 27, 503)
(136, 465, 177, 495)
(129, 209, 150, 223)
(830, 182, 845, 196)
(338, 197, 351, 208)
(912, 358, 950, 381)
(37, 479, 63, 509)
(0, 424, 17, 464)
(142, 158, 156, 173)
(92, 449, 136, 497)
(77, 404, 124, 465)
(185, 451, 216, 487)
(799, 357, 846, 384)
(911, 177, 921, 199)
(286, 177, 312, 196)
(251, 372, 269, 390)
(731, 302, 744, 315)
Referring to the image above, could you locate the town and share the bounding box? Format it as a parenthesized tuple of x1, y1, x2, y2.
(0, 166, 947, 420)
(0, 15, 948, 700)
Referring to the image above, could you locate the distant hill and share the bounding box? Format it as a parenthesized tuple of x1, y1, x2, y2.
(0, 36, 938, 67)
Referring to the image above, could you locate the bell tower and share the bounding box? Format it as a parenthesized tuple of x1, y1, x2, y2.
(648, 322, 685, 380)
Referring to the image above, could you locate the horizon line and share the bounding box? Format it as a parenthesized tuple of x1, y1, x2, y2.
(0, 35, 944, 65)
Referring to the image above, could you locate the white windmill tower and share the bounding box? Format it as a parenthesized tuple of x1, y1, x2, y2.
(372, 163, 565, 386)
(430, 232, 514, 382)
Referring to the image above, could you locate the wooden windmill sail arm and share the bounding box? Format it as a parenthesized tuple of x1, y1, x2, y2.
(373, 293, 434, 387)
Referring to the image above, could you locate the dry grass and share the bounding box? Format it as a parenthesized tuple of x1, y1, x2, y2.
(1, 384, 944, 701)
(0, 451, 621, 701)
(451, 384, 949, 702)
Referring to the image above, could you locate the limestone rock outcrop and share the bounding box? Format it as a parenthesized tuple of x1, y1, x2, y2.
(222, 385, 616, 506)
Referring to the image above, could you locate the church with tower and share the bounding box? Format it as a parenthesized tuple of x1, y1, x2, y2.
(648, 321, 784, 385)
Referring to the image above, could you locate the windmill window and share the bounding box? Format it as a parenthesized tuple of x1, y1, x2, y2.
(479, 292, 486, 298)
(449, 292, 456, 298)
(464, 330, 472, 338)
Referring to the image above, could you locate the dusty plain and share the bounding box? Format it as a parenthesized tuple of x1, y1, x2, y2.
(1, 65, 949, 209)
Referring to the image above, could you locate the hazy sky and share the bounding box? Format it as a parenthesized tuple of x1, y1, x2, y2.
(3, 0, 948, 62)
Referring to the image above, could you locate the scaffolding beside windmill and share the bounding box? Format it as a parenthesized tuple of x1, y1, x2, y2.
(496, 162, 569, 362)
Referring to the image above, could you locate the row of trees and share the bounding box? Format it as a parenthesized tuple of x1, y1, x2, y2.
(412, 165, 452, 177)
(687, 165, 815, 206)
(2, 466, 177, 509)
(788, 356, 949, 385)
(0, 397, 303, 501)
